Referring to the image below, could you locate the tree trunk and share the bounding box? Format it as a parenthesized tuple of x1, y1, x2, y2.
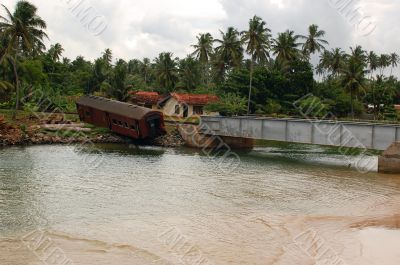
(247, 59, 254, 115)
(203, 63, 207, 87)
(350, 89, 354, 120)
(11, 56, 19, 120)
(372, 84, 376, 120)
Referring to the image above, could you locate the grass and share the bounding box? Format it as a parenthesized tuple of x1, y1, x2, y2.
(164, 115, 200, 124)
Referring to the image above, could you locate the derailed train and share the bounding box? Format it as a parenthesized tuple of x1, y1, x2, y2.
(76, 95, 166, 139)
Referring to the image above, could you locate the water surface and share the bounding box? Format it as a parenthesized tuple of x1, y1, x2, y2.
(0, 144, 399, 264)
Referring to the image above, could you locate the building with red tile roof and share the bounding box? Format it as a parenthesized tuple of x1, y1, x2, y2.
(128, 91, 220, 117)
(129, 91, 162, 109)
(163, 93, 220, 118)
(170, 93, 219, 106)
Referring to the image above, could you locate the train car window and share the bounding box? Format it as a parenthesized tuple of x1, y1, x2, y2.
(85, 111, 91, 116)
(118, 121, 122, 126)
(175, 105, 180, 114)
(112, 119, 117, 125)
(124, 122, 128, 128)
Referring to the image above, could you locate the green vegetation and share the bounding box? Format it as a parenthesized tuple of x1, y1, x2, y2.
(0, 1, 399, 121)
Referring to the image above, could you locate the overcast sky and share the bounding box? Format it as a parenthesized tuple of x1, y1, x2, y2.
(3, 0, 400, 68)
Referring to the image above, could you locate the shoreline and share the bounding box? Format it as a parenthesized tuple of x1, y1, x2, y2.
(0, 112, 185, 148)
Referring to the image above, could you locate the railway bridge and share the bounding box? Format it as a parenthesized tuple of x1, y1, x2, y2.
(200, 116, 400, 173)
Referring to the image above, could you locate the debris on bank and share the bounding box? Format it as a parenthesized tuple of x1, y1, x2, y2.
(152, 128, 185, 147)
(0, 114, 128, 146)
(0, 114, 187, 148)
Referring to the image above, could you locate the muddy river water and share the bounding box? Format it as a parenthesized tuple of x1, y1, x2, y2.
(0, 143, 399, 264)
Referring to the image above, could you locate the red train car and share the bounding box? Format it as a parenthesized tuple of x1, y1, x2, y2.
(76, 96, 166, 139)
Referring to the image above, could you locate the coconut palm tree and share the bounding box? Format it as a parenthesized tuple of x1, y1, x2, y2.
(378, 54, 390, 76)
(320, 48, 346, 77)
(389, 52, 399, 76)
(299, 24, 328, 57)
(341, 57, 367, 119)
(192, 33, 214, 63)
(177, 56, 201, 91)
(154, 52, 178, 92)
(350, 45, 367, 68)
(0, 80, 13, 92)
(241, 15, 271, 114)
(102, 48, 112, 65)
(317, 50, 332, 79)
(127, 59, 141, 75)
(0, 79, 13, 103)
(109, 59, 129, 101)
(141, 57, 151, 85)
(214, 27, 243, 73)
(192, 33, 214, 86)
(272, 30, 301, 64)
(0, 1, 48, 119)
(367, 51, 379, 79)
(48, 43, 64, 62)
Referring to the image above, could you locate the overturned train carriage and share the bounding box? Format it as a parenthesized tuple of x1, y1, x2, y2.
(76, 96, 166, 139)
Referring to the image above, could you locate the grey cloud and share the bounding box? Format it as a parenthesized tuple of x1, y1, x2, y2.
(2, 0, 399, 77)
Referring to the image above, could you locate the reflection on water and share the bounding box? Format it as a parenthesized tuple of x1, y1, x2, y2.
(0, 143, 399, 265)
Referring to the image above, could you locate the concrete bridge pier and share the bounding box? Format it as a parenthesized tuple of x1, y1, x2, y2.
(178, 125, 254, 150)
(378, 142, 400, 174)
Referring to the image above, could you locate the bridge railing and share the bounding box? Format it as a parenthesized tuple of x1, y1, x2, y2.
(200, 116, 400, 151)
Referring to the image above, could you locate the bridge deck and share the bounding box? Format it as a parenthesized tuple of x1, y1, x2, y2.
(201, 116, 400, 151)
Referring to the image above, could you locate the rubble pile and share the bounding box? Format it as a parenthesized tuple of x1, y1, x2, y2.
(0, 116, 24, 145)
(152, 129, 185, 147)
(0, 115, 128, 146)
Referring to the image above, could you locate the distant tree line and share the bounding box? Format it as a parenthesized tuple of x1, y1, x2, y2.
(0, 1, 399, 119)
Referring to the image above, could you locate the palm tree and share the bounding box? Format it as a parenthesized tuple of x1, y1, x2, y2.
(317, 50, 332, 79)
(318, 48, 346, 77)
(214, 27, 243, 74)
(389, 52, 399, 76)
(299, 24, 328, 57)
(378, 54, 390, 76)
(272, 30, 301, 64)
(141, 57, 151, 85)
(0, 1, 48, 119)
(350, 45, 367, 68)
(102, 48, 112, 65)
(62, 57, 71, 66)
(177, 56, 201, 91)
(127, 59, 141, 75)
(0, 80, 12, 90)
(154, 52, 178, 92)
(110, 59, 129, 101)
(48, 43, 64, 62)
(192, 33, 213, 85)
(241, 15, 271, 114)
(341, 57, 367, 119)
(367, 51, 379, 79)
(0, 80, 13, 103)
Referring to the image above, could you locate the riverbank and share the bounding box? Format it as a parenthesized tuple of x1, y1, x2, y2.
(0, 110, 185, 147)
(0, 111, 128, 146)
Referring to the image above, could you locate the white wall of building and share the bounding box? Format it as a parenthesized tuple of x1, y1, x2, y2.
(162, 97, 219, 118)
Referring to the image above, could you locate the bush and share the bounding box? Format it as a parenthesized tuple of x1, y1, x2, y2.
(205, 93, 247, 116)
(295, 95, 329, 118)
(265, 99, 282, 114)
